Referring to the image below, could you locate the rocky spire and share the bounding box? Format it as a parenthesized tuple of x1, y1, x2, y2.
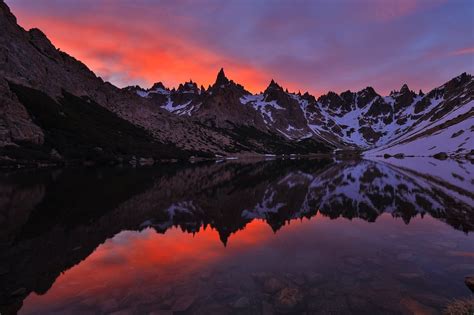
(266, 79, 282, 91)
(400, 83, 410, 94)
(177, 80, 199, 93)
(150, 82, 166, 91)
(214, 68, 229, 86)
(359, 86, 377, 96)
(263, 79, 288, 102)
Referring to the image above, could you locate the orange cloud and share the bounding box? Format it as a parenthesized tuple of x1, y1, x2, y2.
(13, 9, 273, 93)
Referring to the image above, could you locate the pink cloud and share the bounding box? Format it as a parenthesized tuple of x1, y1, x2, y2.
(451, 47, 474, 56)
(373, 0, 419, 21)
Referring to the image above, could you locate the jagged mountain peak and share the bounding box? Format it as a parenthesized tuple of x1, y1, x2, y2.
(124, 85, 144, 91)
(266, 79, 283, 91)
(263, 79, 289, 103)
(340, 89, 353, 96)
(454, 72, 471, 82)
(177, 81, 198, 92)
(357, 86, 377, 97)
(150, 82, 166, 91)
(338, 90, 356, 108)
(400, 83, 410, 94)
(318, 91, 342, 104)
(445, 72, 472, 90)
(214, 67, 229, 86)
(301, 91, 317, 103)
(389, 84, 414, 98)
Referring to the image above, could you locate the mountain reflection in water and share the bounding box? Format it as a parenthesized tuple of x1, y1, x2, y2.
(0, 158, 473, 314)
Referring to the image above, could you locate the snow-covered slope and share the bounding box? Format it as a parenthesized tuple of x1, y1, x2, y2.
(367, 102, 473, 157)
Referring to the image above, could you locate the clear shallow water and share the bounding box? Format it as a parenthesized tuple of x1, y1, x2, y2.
(0, 158, 473, 314)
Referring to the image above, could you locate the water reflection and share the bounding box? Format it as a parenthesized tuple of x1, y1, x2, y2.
(0, 158, 473, 314)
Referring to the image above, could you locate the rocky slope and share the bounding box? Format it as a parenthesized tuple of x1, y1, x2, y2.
(0, 0, 472, 166)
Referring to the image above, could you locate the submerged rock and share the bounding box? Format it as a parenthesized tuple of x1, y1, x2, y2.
(232, 296, 250, 309)
(396, 252, 415, 261)
(263, 277, 285, 294)
(274, 287, 304, 312)
(213, 287, 238, 301)
(400, 297, 437, 315)
(251, 272, 270, 284)
(286, 273, 305, 286)
(444, 297, 474, 315)
(308, 287, 321, 297)
(465, 276, 474, 292)
(304, 271, 324, 284)
(100, 298, 119, 312)
(261, 301, 274, 315)
(398, 272, 424, 279)
(346, 256, 364, 266)
(172, 294, 196, 312)
(348, 296, 370, 311)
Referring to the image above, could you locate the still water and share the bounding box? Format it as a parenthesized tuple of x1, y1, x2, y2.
(1, 158, 473, 314)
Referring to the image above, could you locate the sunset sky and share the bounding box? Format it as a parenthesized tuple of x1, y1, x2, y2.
(7, 0, 474, 95)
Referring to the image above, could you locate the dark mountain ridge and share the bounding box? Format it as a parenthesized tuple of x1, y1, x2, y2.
(0, 1, 472, 167)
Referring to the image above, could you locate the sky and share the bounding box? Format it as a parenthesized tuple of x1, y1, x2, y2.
(6, 0, 474, 96)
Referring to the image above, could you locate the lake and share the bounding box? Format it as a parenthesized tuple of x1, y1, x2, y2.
(1, 158, 473, 314)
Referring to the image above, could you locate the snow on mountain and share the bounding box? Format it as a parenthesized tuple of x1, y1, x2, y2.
(133, 70, 473, 156)
(366, 74, 473, 157)
(240, 93, 284, 124)
(367, 101, 473, 157)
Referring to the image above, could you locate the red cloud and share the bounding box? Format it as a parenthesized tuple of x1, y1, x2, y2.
(13, 9, 273, 93)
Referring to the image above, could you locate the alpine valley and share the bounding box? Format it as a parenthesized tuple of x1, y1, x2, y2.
(0, 1, 472, 167)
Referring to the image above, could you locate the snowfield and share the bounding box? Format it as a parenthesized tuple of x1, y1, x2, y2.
(367, 101, 473, 156)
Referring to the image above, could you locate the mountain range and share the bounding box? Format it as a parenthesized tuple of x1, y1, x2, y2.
(0, 1, 472, 167)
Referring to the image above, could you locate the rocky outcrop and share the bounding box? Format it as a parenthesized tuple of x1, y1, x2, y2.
(465, 276, 474, 292)
(0, 79, 43, 146)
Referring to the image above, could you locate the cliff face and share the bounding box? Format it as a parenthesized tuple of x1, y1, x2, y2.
(0, 78, 44, 146)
